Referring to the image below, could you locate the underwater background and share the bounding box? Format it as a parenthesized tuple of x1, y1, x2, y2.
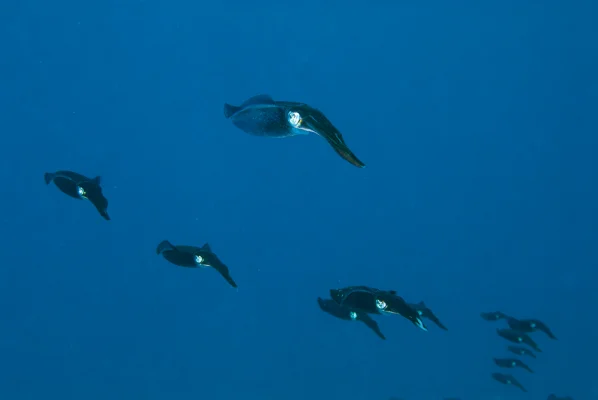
(1, 0, 597, 399)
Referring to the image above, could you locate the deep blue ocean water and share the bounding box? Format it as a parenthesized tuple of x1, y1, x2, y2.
(1, 1, 597, 399)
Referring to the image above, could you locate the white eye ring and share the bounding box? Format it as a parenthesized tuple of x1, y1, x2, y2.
(194, 255, 204, 264)
(375, 299, 387, 310)
(288, 111, 302, 127)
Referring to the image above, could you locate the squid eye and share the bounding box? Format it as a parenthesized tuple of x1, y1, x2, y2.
(288, 111, 302, 127)
(375, 299, 387, 310)
(349, 311, 357, 320)
(77, 186, 87, 198)
(194, 255, 204, 264)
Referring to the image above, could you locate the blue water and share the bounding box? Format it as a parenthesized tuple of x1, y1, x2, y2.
(1, 1, 597, 399)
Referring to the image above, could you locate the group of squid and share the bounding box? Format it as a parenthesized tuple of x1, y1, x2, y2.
(481, 310, 568, 398)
